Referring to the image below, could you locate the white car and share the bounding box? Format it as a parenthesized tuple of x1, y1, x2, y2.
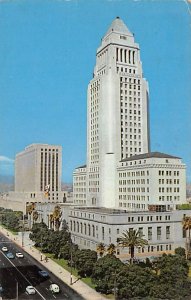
(26, 286, 36, 295)
(49, 284, 60, 294)
(2, 247, 8, 252)
(16, 252, 24, 258)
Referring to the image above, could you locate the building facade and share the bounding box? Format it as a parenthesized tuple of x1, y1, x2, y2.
(68, 207, 188, 261)
(86, 17, 150, 208)
(117, 152, 186, 210)
(14, 144, 63, 202)
(73, 165, 87, 205)
(31, 202, 188, 261)
(73, 17, 186, 211)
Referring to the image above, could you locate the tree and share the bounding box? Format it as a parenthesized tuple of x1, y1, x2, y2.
(96, 243, 106, 257)
(26, 202, 36, 215)
(1, 211, 21, 231)
(92, 254, 124, 294)
(29, 222, 49, 250)
(32, 210, 39, 223)
(117, 229, 148, 264)
(175, 247, 186, 257)
(107, 243, 116, 255)
(116, 264, 156, 299)
(48, 229, 72, 257)
(74, 249, 97, 277)
(52, 205, 62, 230)
(182, 215, 191, 258)
(149, 254, 191, 299)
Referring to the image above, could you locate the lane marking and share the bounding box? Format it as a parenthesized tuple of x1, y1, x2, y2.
(0, 251, 46, 300)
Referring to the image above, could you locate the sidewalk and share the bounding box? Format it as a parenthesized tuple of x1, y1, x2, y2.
(0, 227, 107, 300)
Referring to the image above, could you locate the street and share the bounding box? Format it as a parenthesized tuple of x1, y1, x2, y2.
(0, 232, 83, 300)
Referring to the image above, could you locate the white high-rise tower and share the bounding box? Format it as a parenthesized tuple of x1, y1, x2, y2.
(73, 17, 186, 211)
(86, 17, 150, 207)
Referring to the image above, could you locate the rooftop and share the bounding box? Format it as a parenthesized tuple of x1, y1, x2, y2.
(104, 16, 133, 38)
(120, 152, 181, 162)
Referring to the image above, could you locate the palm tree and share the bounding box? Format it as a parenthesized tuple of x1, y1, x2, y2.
(32, 210, 39, 223)
(52, 205, 62, 231)
(96, 242, 106, 257)
(107, 243, 116, 255)
(182, 216, 191, 258)
(26, 202, 36, 215)
(117, 229, 148, 264)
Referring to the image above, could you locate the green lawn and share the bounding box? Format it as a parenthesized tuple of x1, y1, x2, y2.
(44, 253, 97, 289)
(0, 224, 18, 235)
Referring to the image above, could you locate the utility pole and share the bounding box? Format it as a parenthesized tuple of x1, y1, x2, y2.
(70, 242, 73, 285)
(21, 212, 24, 247)
(16, 281, 18, 300)
(40, 225, 43, 261)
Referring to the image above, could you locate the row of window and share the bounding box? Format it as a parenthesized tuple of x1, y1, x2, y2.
(119, 195, 148, 201)
(119, 179, 149, 185)
(119, 187, 149, 193)
(118, 67, 136, 74)
(159, 179, 180, 184)
(159, 196, 180, 201)
(159, 170, 180, 176)
(119, 171, 149, 177)
(159, 187, 180, 193)
(70, 221, 171, 242)
(41, 149, 59, 152)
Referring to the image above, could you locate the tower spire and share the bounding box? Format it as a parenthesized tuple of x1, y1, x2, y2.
(103, 16, 133, 38)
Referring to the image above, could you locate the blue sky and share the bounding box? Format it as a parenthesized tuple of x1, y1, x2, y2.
(0, 0, 190, 183)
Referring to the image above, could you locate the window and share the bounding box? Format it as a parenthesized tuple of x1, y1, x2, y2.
(148, 227, 152, 241)
(138, 227, 143, 237)
(157, 227, 161, 240)
(163, 226, 169, 241)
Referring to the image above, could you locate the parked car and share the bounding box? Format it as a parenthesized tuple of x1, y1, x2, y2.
(0, 284, 4, 293)
(16, 252, 24, 258)
(38, 270, 49, 278)
(1, 247, 8, 252)
(26, 286, 36, 295)
(6, 252, 15, 259)
(49, 284, 60, 294)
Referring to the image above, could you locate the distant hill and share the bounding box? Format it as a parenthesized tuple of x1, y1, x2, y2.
(61, 182, 73, 192)
(0, 175, 14, 193)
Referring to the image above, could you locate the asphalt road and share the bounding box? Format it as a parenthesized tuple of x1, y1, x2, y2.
(0, 232, 83, 300)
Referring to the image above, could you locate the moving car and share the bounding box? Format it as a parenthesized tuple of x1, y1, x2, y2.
(6, 252, 15, 259)
(38, 270, 49, 278)
(49, 284, 60, 294)
(26, 286, 36, 295)
(1, 247, 8, 252)
(16, 252, 24, 258)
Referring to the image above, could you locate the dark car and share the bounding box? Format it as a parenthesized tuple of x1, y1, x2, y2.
(6, 252, 15, 259)
(38, 270, 49, 278)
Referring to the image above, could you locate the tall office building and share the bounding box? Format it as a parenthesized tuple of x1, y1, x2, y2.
(75, 17, 150, 208)
(73, 17, 186, 210)
(15, 144, 63, 202)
